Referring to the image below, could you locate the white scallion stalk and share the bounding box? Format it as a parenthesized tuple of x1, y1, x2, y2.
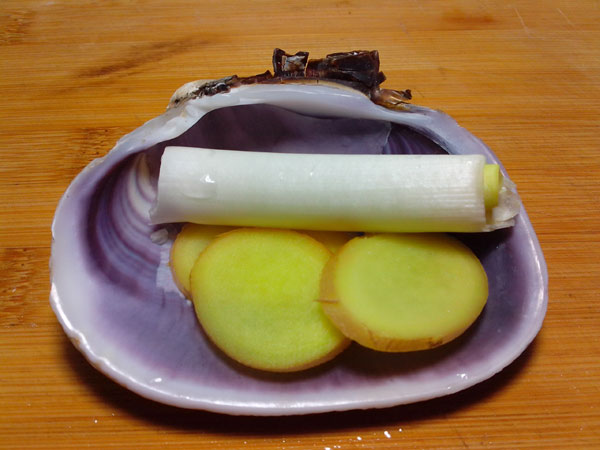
(150, 147, 518, 232)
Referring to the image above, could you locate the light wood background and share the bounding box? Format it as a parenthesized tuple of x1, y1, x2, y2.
(1, 0, 599, 448)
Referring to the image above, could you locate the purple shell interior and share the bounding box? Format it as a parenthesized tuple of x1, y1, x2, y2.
(86, 105, 528, 384)
(53, 101, 546, 414)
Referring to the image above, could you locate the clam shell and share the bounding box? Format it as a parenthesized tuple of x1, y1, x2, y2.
(50, 80, 547, 415)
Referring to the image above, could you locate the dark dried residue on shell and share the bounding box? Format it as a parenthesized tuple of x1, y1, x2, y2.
(170, 48, 412, 109)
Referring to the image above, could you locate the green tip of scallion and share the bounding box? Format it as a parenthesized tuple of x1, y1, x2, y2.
(483, 164, 502, 210)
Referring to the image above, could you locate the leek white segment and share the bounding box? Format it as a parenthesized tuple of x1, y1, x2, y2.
(151, 147, 517, 232)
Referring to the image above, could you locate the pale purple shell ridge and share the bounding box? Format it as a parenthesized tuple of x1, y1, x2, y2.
(50, 83, 548, 415)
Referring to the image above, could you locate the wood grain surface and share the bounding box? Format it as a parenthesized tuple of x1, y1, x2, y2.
(1, 0, 599, 448)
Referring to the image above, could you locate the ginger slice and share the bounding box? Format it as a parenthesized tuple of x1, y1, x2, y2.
(190, 228, 349, 372)
(319, 233, 488, 352)
(171, 225, 356, 298)
(170, 224, 234, 298)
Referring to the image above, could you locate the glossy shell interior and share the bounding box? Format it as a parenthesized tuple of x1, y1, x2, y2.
(50, 83, 548, 415)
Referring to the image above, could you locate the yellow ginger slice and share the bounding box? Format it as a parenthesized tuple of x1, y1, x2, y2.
(319, 233, 488, 352)
(170, 224, 234, 298)
(171, 225, 356, 298)
(190, 228, 349, 372)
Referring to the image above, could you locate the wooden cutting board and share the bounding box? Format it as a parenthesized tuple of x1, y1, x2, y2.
(1, 0, 598, 448)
